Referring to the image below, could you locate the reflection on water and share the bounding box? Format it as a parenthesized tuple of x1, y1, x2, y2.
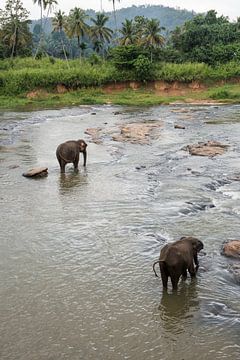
(157, 281, 199, 334)
(0, 105, 240, 360)
(59, 170, 88, 193)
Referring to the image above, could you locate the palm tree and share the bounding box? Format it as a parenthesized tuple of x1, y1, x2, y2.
(67, 7, 89, 56)
(119, 19, 136, 45)
(33, 0, 57, 57)
(141, 19, 165, 62)
(90, 13, 113, 57)
(52, 10, 69, 66)
(79, 41, 87, 59)
(93, 39, 103, 55)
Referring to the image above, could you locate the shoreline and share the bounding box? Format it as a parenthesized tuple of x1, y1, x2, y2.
(1, 82, 240, 111)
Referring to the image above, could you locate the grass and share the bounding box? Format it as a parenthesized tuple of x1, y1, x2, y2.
(1, 57, 240, 110)
(1, 84, 240, 111)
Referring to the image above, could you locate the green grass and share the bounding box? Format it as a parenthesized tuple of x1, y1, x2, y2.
(1, 57, 240, 110)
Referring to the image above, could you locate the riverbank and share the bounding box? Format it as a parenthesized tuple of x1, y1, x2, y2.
(1, 82, 240, 111)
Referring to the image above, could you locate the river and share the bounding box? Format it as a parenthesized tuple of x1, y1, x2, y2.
(0, 104, 240, 360)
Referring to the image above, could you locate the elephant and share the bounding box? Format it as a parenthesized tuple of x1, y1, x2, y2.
(153, 236, 204, 290)
(56, 139, 87, 173)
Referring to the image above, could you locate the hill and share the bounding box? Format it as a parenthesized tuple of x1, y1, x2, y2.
(30, 4, 196, 35)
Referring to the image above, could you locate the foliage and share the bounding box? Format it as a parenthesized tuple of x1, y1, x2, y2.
(168, 10, 240, 65)
(0, 0, 32, 57)
(133, 55, 154, 81)
(110, 45, 149, 70)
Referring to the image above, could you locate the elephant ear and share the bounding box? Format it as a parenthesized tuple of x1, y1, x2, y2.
(192, 238, 204, 252)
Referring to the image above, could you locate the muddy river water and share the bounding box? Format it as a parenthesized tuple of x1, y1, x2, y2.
(0, 104, 240, 360)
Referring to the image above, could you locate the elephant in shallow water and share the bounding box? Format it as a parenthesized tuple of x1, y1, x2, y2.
(56, 139, 87, 173)
(153, 236, 204, 290)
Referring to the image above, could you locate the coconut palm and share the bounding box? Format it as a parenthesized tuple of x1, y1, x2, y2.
(33, 0, 57, 57)
(119, 19, 136, 45)
(52, 10, 69, 65)
(90, 13, 113, 56)
(141, 18, 165, 61)
(67, 7, 89, 58)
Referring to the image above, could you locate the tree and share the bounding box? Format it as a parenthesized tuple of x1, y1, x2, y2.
(0, 0, 32, 57)
(33, 0, 58, 57)
(67, 7, 89, 56)
(141, 18, 165, 62)
(119, 19, 136, 45)
(52, 10, 69, 65)
(90, 13, 113, 57)
(168, 10, 240, 64)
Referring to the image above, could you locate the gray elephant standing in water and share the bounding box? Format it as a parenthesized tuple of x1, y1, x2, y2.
(56, 139, 87, 173)
(153, 236, 204, 290)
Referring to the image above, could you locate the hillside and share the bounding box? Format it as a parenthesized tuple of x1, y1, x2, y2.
(30, 4, 196, 35)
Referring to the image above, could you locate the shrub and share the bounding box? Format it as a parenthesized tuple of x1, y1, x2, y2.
(133, 55, 154, 81)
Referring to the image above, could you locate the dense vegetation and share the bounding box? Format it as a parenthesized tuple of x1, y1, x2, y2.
(1, 1, 240, 109)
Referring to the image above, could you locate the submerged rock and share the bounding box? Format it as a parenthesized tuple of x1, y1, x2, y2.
(174, 124, 185, 129)
(184, 140, 228, 157)
(222, 240, 240, 259)
(22, 167, 48, 178)
(228, 264, 240, 283)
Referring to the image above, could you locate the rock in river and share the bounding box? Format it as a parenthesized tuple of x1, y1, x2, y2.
(22, 167, 48, 178)
(184, 140, 228, 157)
(222, 240, 240, 259)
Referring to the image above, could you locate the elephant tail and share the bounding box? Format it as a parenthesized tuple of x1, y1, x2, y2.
(153, 260, 160, 277)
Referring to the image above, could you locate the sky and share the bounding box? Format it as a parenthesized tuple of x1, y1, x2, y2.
(0, 0, 239, 21)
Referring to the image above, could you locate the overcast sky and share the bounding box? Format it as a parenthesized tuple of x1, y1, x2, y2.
(0, 0, 239, 21)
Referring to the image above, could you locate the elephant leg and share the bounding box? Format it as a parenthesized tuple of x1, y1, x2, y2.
(170, 274, 181, 290)
(160, 262, 168, 289)
(182, 268, 188, 281)
(59, 159, 66, 173)
(188, 261, 196, 278)
(73, 154, 79, 171)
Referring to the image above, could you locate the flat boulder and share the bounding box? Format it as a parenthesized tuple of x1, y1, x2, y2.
(222, 240, 240, 259)
(23, 167, 48, 178)
(184, 140, 228, 157)
(112, 122, 163, 144)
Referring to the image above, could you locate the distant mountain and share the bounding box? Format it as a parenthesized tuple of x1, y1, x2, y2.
(30, 4, 196, 35)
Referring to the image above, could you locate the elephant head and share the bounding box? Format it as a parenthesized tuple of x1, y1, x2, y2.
(77, 139, 87, 166)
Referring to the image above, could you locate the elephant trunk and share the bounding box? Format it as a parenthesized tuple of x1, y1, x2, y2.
(83, 150, 87, 167)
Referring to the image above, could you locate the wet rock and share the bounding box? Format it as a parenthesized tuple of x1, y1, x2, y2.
(136, 165, 146, 170)
(8, 165, 20, 169)
(184, 140, 229, 157)
(222, 240, 240, 259)
(228, 174, 240, 181)
(91, 112, 96, 115)
(84, 127, 103, 144)
(174, 124, 185, 129)
(205, 179, 231, 191)
(180, 201, 215, 215)
(113, 111, 122, 115)
(112, 122, 163, 144)
(22, 167, 48, 178)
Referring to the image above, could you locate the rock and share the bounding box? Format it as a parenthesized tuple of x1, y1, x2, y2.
(112, 122, 163, 144)
(222, 240, 240, 259)
(184, 140, 228, 157)
(91, 112, 96, 115)
(84, 127, 103, 144)
(22, 167, 48, 178)
(113, 111, 122, 115)
(174, 124, 185, 129)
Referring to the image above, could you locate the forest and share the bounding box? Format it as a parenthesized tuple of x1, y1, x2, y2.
(0, 0, 240, 106)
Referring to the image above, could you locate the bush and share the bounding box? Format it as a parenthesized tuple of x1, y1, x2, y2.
(110, 45, 149, 70)
(133, 55, 154, 81)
